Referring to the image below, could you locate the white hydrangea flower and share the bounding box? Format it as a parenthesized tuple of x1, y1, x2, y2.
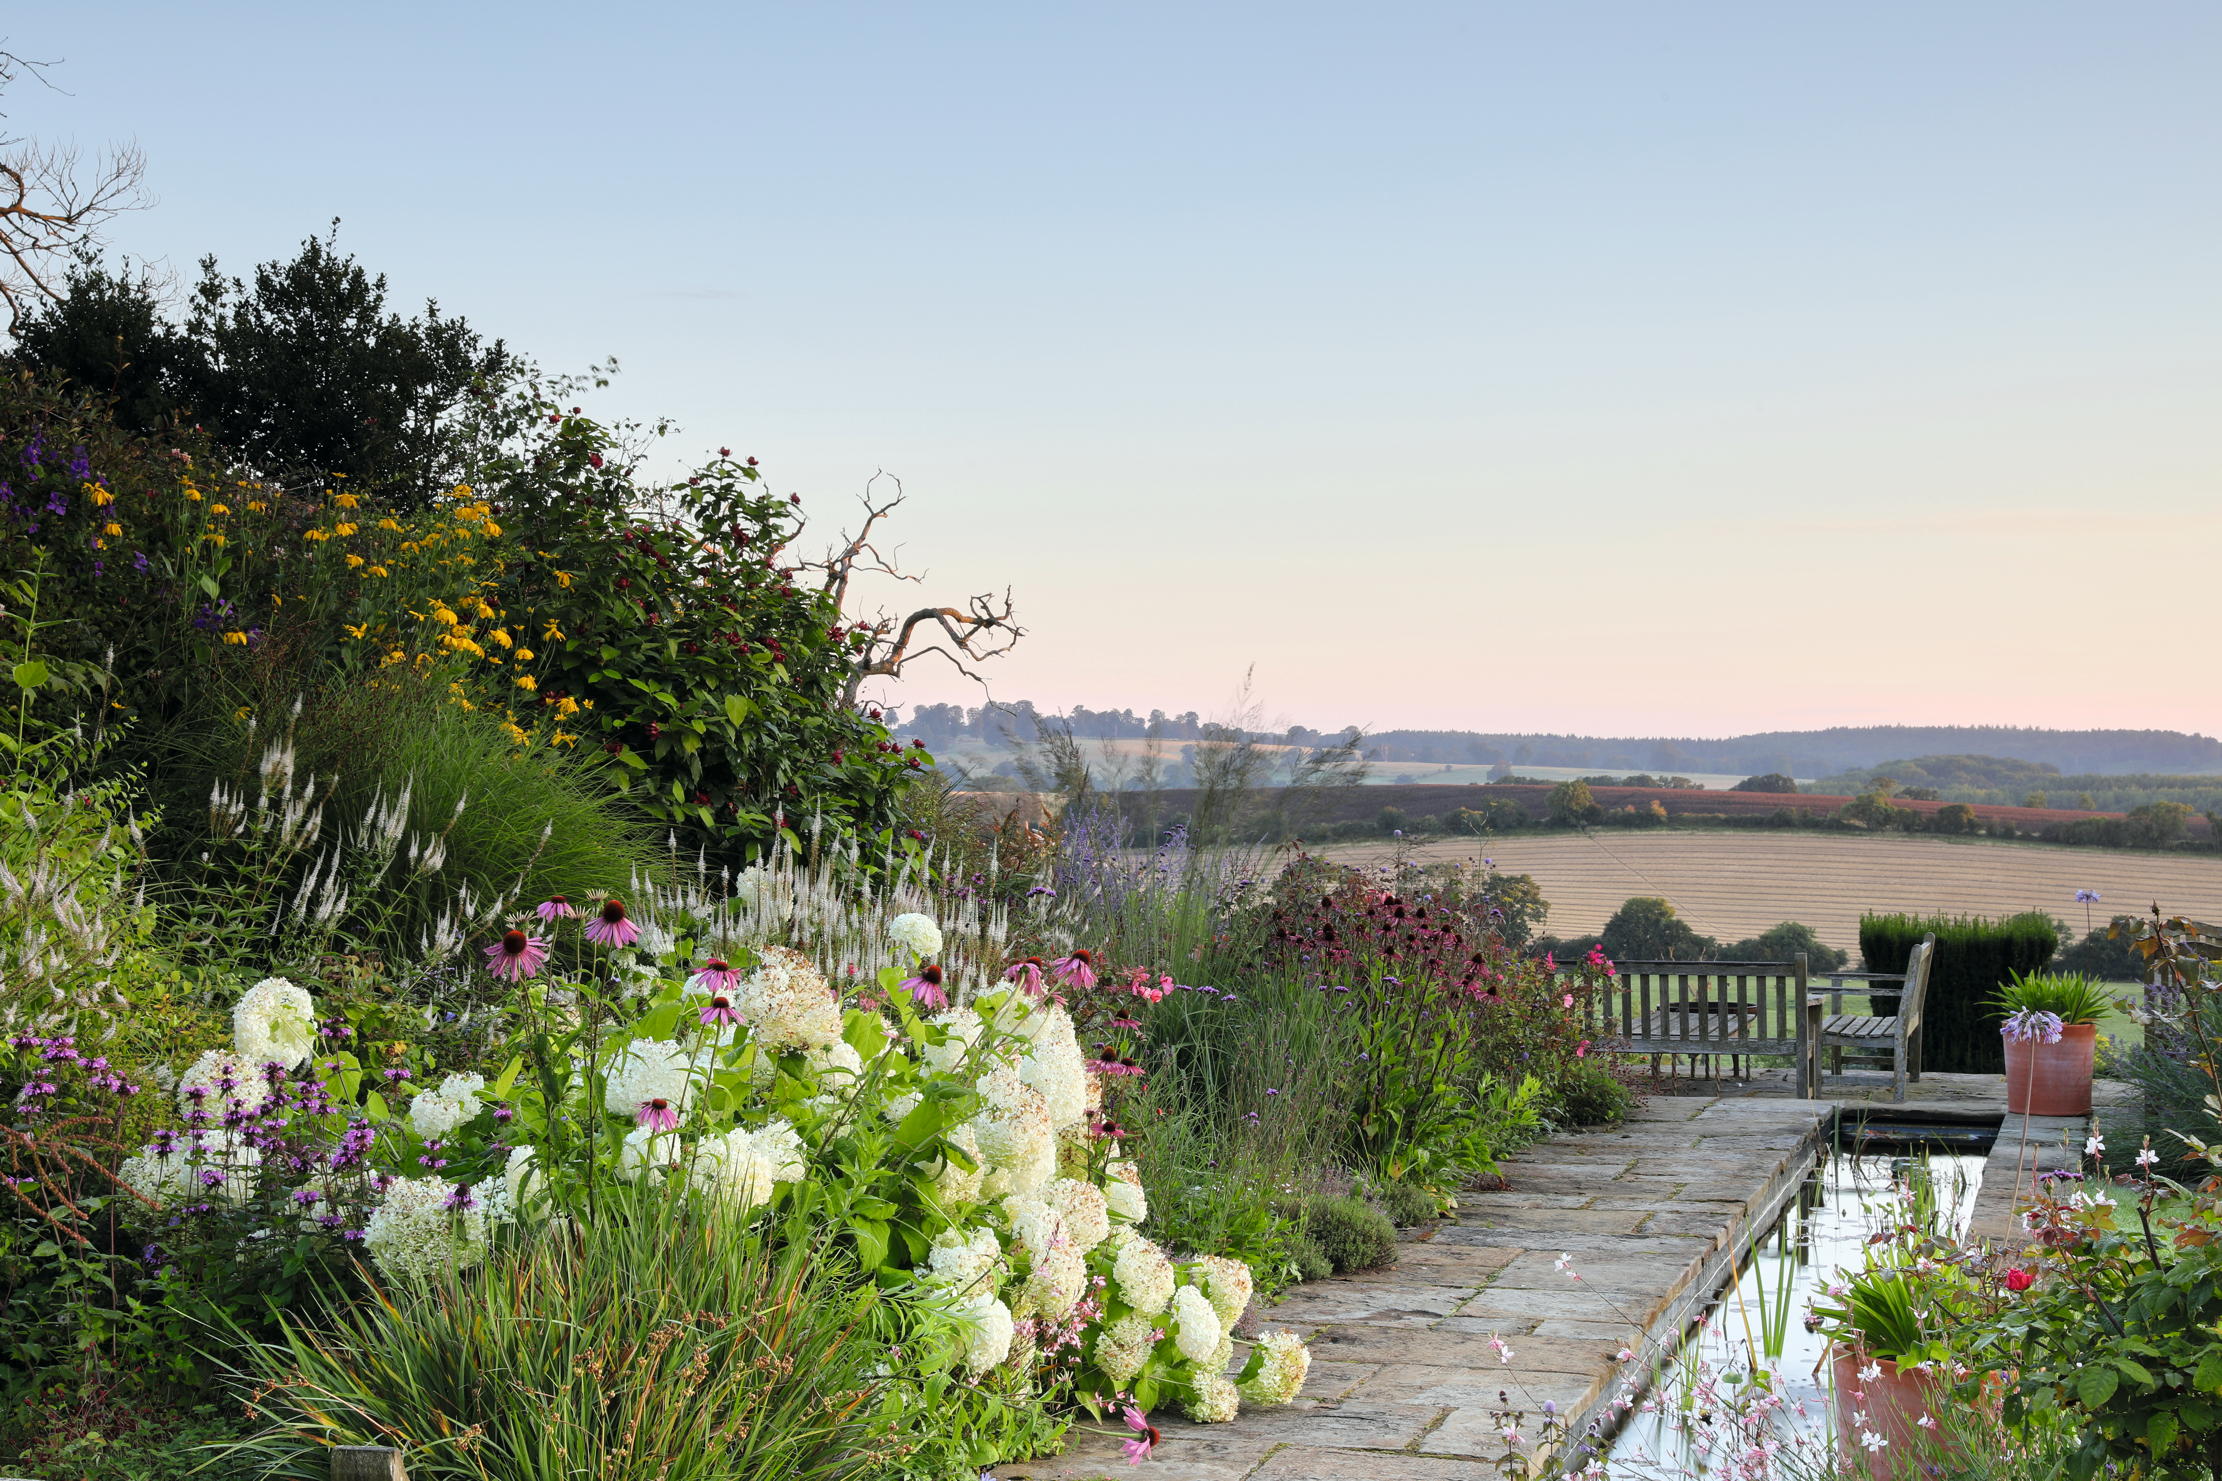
(1113, 1233, 1176, 1316)
(118, 1142, 194, 1205)
(1094, 1311, 1156, 1386)
(603, 1039, 699, 1120)
(232, 977, 318, 1069)
(501, 1144, 541, 1218)
(887, 912, 944, 959)
(972, 1066, 1056, 1195)
(809, 1038, 866, 1085)
(747, 1118, 808, 1182)
(1104, 1160, 1148, 1223)
(922, 1008, 985, 1074)
(364, 1175, 488, 1283)
(930, 1123, 986, 1207)
(1192, 1253, 1254, 1328)
(408, 1072, 486, 1140)
(1018, 1005, 1089, 1130)
(175, 1049, 274, 1117)
(924, 1226, 1003, 1300)
(954, 1295, 1014, 1374)
(737, 947, 845, 1051)
(1002, 1193, 1061, 1259)
(692, 1127, 778, 1211)
(1172, 1283, 1223, 1363)
(883, 1091, 924, 1125)
(1239, 1329, 1311, 1407)
(1043, 1178, 1111, 1254)
(1021, 1243, 1088, 1320)
(1185, 1372, 1240, 1423)
(618, 1124, 684, 1181)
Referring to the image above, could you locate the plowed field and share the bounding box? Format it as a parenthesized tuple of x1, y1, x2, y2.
(1316, 830, 2222, 948)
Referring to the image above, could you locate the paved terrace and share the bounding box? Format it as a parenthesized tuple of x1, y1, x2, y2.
(1002, 1095, 1832, 1481)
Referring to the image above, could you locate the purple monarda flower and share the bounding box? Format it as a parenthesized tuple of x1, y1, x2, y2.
(584, 897, 641, 948)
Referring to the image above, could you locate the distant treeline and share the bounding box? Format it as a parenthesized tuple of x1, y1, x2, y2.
(898, 705, 2222, 779)
(1816, 754, 2222, 815)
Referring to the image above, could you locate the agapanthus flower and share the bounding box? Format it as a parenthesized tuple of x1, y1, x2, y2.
(584, 897, 641, 948)
(698, 993, 741, 1027)
(902, 963, 950, 1010)
(1003, 957, 1047, 997)
(485, 929, 550, 981)
(692, 958, 742, 995)
(1049, 949, 1099, 990)
(536, 894, 579, 920)
(2001, 1008, 2065, 1044)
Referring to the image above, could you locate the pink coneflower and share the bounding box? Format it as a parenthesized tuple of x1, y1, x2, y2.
(1003, 957, 1047, 997)
(692, 958, 741, 994)
(1121, 1405, 1158, 1464)
(484, 929, 550, 981)
(584, 897, 641, 948)
(536, 894, 579, 921)
(901, 963, 950, 1010)
(1050, 949, 1099, 990)
(698, 994, 741, 1028)
(637, 1097, 680, 1133)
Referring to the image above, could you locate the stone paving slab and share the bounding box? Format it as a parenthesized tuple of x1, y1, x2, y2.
(996, 1094, 1831, 1480)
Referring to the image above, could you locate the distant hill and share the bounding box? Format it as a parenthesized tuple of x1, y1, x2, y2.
(1817, 754, 2222, 815)
(899, 703, 2222, 781)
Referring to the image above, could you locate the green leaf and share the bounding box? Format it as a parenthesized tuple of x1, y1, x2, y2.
(491, 1054, 524, 1100)
(724, 694, 753, 726)
(2148, 1410, 2180, 1458)
(852, 1218, 890, 1270)
(613, 747, 645, 770)
(197, 574, 221, 599)
(2078, 1365, 2120, 1408)
(10, 659, 47, 691)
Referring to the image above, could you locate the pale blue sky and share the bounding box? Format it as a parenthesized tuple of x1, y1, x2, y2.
(16, 4, 2220, 735)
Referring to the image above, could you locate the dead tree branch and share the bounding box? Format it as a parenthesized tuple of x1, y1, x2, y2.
(1, 51, 149, 325)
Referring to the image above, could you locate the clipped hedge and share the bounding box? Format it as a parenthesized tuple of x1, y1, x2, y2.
(1859, 911, 2060, 1074)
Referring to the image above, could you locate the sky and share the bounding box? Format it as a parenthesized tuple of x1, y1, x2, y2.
(12, 4, 2220, 738)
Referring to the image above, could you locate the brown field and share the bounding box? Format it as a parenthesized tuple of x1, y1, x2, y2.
(1315, 829, 2222, 948)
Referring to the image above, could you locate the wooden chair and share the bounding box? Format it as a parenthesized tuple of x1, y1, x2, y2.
(1582, 955, 1818, 1099)
(1812, 934, 1937, 1103)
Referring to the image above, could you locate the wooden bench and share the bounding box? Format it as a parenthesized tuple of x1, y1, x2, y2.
(1582, 956, 1818, 1099)
(1812, 934, 1936, 1103)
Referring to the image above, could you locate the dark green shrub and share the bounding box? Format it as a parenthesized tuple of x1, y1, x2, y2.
(1731, 773, 1798, 793)
(2057, 918, 2148, 982)
(1288, 1232, 1333, 1283)
(1859, 911, 2060, 1073)
(1719, 921, 1848, 972)
(1369, 1178, 1441, 1229)
(1297, 1194, 1397, 1274)
(1551, 1061, 1634, 1127)
(1600, 897, 1717, 961)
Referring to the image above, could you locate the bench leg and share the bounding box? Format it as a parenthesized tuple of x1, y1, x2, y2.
(1893, 1035, 1907, 1103)
(1909, 1028, 1923, 1083)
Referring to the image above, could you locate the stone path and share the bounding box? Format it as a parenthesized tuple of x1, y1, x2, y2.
(1000, 1095, 1831, 1481)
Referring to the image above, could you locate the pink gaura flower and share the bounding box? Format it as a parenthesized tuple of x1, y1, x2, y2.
(692, 958, 741, 994)
(1004, 957, 1047, 997)
(484, 929, 550, 981)
(535, 894, 579, 921)
(1050, 949, 1099, 990)
(698, 994, 741, 1027)
(584, 897, 641, 948)
(637, 1097, 680, 1133)
(901, 963, 950, 1010)
(1121, 1405, 1158, 1464)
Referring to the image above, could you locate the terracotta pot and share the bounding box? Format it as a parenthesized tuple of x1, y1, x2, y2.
(1830, 1346, 1952, 1479)
(2003, 1022, 2097, 1115)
